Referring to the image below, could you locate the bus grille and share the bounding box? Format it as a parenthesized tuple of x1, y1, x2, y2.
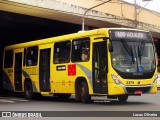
(126, 87, 151, 94)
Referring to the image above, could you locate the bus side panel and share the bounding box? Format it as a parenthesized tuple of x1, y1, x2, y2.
(75, 63, 94, 95)
(51, 63, 94, 94)
(3, 49, 14, 91)
(22, 67, 39, 92)
(51, 63, 75, 93)
(3, 69, 14, 91)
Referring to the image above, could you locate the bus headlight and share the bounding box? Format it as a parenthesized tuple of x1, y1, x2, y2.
(153, 73, 160, 85)
(111, 74, 122, 85)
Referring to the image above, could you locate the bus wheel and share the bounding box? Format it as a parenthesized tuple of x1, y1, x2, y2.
(24, 81, 34, 100)
(80, 81, 91, 103)
(118, 95, 128, 102)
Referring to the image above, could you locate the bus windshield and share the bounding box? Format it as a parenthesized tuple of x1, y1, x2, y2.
(111, 40, 155, 73)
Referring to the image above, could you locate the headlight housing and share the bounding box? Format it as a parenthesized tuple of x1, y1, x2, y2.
(111, 74, 122, 85)
(153, 73, 160, 85)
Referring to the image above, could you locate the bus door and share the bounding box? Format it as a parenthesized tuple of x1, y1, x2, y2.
(39, 48, 51, 92)
(14, 52, 22, 91)
(92, 41, 108, 94)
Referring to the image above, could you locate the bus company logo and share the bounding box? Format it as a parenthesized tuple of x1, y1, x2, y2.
(2, 112, 11, 117)
(137, 81, 141, 84)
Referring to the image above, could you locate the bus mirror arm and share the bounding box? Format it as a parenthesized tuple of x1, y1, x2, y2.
(102, 37, 113, 52)
(109, 39, 113, 52)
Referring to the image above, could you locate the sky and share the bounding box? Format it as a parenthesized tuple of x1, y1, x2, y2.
(123, 0, 160, 13)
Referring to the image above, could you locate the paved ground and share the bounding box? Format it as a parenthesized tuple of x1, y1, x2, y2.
(0, 90, 160, 120)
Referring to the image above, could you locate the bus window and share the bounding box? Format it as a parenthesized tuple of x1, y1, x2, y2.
(53, 40, 71, 64)
(72, 38, 90, 62)
(4, 50, 13, 68)
(26, 46, 38, 66)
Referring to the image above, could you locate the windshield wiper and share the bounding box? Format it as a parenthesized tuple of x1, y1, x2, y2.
(138, 40, 145, 64)
(121, 39, 134, 64)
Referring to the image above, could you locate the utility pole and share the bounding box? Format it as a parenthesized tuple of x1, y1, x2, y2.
(82, 0, 112, 31)
(134, 0, 137, 28)
(134, 0, 152, 28)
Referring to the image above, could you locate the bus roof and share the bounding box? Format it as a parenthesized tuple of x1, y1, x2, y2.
(4, 28, 149, 50)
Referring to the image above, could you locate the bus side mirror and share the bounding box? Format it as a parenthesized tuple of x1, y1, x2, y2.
(109, 41, 113, 52)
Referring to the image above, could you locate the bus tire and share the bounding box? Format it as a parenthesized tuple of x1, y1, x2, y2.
(24, 81, 34, 100)
(80, 81, 91, 103)
(118, 95, 128, 102)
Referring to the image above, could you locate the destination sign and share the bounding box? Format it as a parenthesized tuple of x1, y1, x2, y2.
(109, 30, 151, 40)
(114, 31, 147, 39)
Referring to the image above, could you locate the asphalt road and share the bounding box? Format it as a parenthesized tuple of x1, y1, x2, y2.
(0, 91, 160, 120)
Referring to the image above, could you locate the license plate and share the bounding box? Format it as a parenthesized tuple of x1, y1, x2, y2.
(134, 90, 143, 94)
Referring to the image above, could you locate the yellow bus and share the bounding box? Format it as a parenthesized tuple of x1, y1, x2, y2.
(3, 28, 158, 103)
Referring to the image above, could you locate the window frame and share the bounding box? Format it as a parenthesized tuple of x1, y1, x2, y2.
(71, 37, 90, 62)
(53, 40, 71, 64)
(25, 46, 38, 66)
(4, 50, 13, 68)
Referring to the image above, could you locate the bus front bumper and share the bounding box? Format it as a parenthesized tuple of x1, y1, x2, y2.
(108, 83, 157, 95)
